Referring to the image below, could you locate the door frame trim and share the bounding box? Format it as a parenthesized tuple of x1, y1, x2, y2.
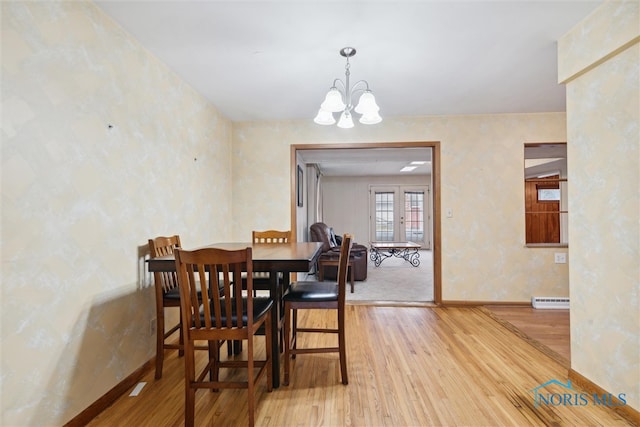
(290, 141, 442, 304)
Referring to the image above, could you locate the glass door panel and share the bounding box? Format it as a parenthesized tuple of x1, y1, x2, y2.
(404, 191, 425, 244)
(374, 191, 396, 241)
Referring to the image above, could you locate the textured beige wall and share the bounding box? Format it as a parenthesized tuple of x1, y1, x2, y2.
(233, 113, 570, 303)
(4, 0, 614, 424)
(559, 0, 640, 411)
(1, 1, 233, 425)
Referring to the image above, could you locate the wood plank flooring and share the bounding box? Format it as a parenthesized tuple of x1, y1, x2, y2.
(87, 306, 632, 426)
(484, 305, 570, 367)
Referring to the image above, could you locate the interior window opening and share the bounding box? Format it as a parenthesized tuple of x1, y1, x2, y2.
(524, 143, 568, 247)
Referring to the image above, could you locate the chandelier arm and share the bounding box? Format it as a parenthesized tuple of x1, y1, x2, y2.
(332, 78, 346, 92)
(351, 80, 371, 91)
(349, 80, 372, 98)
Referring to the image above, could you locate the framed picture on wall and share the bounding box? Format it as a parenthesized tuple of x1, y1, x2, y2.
(297, 165, 303, 207)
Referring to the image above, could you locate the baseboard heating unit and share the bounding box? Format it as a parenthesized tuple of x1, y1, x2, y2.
(531, 296, 570, 309)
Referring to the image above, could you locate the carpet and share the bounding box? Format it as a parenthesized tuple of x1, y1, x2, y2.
(345, 250, 433, 302)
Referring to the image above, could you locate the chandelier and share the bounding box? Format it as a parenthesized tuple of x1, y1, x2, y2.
(313, 47, 382, 128)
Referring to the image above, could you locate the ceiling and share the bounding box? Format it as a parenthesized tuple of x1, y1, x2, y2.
(95, 0, 600, 176)
(299, 147, 433, 176)
(525, 143, 567, 178)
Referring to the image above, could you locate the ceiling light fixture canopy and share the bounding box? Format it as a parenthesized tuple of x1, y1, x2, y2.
(314, 47, 381, 128)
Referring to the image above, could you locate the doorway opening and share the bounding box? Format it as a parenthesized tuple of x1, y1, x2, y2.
(290, 141, 441, 304)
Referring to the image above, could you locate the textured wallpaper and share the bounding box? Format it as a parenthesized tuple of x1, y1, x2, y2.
(5, 0, 635, 425)
(2, 1, 233, 425)
(559, 0, 640, 411)
(233, 113, 570, 303)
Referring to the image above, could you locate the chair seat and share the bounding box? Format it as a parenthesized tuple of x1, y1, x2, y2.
(199, 297, 273, 326)
(165, 287, 207, 301)
(282, 281, 338, 302)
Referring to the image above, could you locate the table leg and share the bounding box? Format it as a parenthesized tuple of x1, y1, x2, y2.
(402, 248, 421, 266)
(269, 269, 281, 388)
(349, 264, 355, 293)
(370, 247, 382, 266)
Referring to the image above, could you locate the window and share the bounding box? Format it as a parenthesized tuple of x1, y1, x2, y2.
(524, 143, 568, 246)
(537, 188, 560, 201)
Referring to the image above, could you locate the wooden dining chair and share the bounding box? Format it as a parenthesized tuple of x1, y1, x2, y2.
(148, 235, 185, 379)
(149, 235, 230, 379)
(282, 234, 353, 386)
(175, 246, 273, 427)
(252, 229, 291, 244)
(251, 230, 292, 294)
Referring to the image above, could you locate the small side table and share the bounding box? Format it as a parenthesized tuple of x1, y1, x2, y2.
(317, 258, 355, 293)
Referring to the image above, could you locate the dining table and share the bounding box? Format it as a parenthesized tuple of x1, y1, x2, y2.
(146, 240, 323, 388)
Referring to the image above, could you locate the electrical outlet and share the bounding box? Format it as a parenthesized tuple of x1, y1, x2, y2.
(554, 253, 567, 264)
(150, 318, 156, 335)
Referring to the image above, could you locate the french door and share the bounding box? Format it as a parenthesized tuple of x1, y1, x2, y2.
(369, 185, 430, 248)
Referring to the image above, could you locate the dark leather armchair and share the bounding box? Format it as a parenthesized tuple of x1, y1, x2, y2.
(309, 222, 368, 281)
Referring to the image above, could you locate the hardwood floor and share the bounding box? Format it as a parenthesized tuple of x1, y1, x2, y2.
(87, 305, 633, 426)
(484, 305, 570, 367)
